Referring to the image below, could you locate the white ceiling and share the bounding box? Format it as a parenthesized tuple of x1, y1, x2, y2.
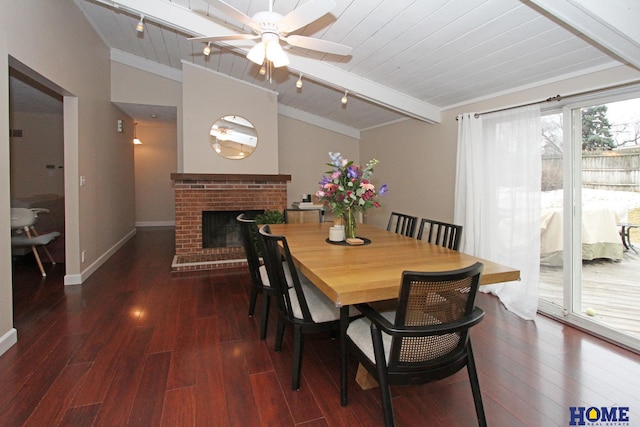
(10, 0, 640, 132)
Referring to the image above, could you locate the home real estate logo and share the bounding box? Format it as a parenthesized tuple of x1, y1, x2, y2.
(569, 406, 630, 426)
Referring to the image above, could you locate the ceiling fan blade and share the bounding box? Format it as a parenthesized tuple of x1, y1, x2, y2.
(189, 34, 259, 43)
(277, 0, 336, 33)
(206, 0, 260, 32)
(284, 35, 352, 56)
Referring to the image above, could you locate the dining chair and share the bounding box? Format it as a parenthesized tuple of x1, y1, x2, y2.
(284, 208, 323, 224)
(237, 213, 276, 340)
(416, 218, 463, 251)
(258, 224, 360, 390)
(344, 262, 486, 427)
(386, 212, 417, 237)
(10, 208, 61, 277)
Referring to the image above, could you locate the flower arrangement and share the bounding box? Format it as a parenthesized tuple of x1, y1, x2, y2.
(316, 152, 387, 238)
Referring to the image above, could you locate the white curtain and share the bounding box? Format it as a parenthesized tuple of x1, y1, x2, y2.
(454, 106, 541, 320)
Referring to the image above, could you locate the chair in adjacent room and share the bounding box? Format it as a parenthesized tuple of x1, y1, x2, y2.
(416, 218, 464, 251)
(237, 213, 275, 340)
(386, 212, 417, 237)
(344, 262, 486, 427)
(284, 208, 323, 224)
(258, 224, 360, 390)
(10, 207, 61, 277)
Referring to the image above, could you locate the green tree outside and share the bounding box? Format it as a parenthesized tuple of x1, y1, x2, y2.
(582, 105, 615, 151)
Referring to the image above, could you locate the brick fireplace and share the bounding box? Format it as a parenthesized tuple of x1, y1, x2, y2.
(170, 173, 291, 272)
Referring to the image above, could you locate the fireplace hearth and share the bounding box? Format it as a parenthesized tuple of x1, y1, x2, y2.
(170, 173, 290, 272)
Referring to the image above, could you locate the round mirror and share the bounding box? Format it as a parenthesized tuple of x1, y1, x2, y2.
(209, 115, 258, 160)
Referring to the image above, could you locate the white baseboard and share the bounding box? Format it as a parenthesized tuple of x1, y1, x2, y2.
(0, 328, 18, 356)
(64, 228, 137, 286)
(135, 221, 175, 227)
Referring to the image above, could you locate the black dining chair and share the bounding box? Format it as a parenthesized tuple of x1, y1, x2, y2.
(344, 262, 486, 427)
(237, 213, 275, 340)
(258, 224, 360, 390)
(386, 212, 417, 237)
(416, 218, 463, 251)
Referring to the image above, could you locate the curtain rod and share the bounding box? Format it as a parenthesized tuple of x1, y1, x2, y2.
(458, 79, 640, 120)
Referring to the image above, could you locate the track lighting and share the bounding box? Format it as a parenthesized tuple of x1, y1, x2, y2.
(296, 74, 303, 89)
(259, 65, 266, 76)
(135, 15, 145, 33)
(203, 42, 211, 56)
(341, 90, 348, 105)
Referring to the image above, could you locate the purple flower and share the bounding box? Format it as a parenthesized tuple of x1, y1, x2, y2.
(379, 184, 388, 195)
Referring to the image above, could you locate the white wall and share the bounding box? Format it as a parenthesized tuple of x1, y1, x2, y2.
(278, 115, 360, 208)
(182, 63, 279, 174)
(9, 112, 64, 197)
(111, 61, 181, 226)
(133, 123, 177, 226)
(1, 0, 136, 355)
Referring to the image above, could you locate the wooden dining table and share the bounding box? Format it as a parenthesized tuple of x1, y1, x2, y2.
(268, 222, 521, 404)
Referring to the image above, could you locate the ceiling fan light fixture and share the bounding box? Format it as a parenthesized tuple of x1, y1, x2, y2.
(247, 42, 266, 65)
(135, 15, 145, 33)
(266, 40, 289, 67)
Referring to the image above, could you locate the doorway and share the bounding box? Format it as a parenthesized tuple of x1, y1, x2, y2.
(539, 95, 640, 352)
(9, 64, 66, 306)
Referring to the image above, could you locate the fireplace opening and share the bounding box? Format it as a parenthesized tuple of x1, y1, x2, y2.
(202, 210, 263, 249)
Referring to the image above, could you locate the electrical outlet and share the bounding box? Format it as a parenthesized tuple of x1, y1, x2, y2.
(80, 176, 86, 187)
(81, 251, 86, 263)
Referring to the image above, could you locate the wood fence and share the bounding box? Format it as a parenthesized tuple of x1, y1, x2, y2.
(542, 151, 640, 192)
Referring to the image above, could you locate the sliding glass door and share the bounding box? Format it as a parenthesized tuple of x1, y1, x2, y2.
(538, 95, 640, 352)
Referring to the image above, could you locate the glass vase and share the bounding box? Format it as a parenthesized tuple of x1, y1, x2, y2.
(343, 209, 357, 239)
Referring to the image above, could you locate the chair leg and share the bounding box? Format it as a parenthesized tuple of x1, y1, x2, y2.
(248, 286, 258, 317)
(291, 325, 304, 390)
(372, 327, 394, 427)
(275, 317, 285, 351)
(31, 245, 47, 277)
(259, 294, 270, 340)
(29, 226, 56, 265)
(466, 343, 487, 427)
(24, 228, 46, 277)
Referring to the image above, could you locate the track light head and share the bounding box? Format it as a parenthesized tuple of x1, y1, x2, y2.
(296, 74, 303, 89)
(341, 90, 348, 105)
(203, 42, 211, 56)
(135, 15, 145, 33)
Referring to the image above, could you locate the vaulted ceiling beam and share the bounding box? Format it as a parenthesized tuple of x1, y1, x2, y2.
(530, 0, 640, 70)
(93, 0, 441, 123)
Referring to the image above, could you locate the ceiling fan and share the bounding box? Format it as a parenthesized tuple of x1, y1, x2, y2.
(189, 0, 352, 68)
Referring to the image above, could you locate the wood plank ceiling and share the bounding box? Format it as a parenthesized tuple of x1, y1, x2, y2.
(65, 0, 632, 131)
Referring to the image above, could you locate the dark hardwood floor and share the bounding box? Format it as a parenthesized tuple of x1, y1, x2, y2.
(3, 227, 640, 426)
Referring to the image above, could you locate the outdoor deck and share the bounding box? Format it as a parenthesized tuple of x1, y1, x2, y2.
(539, 249, 640, 339)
